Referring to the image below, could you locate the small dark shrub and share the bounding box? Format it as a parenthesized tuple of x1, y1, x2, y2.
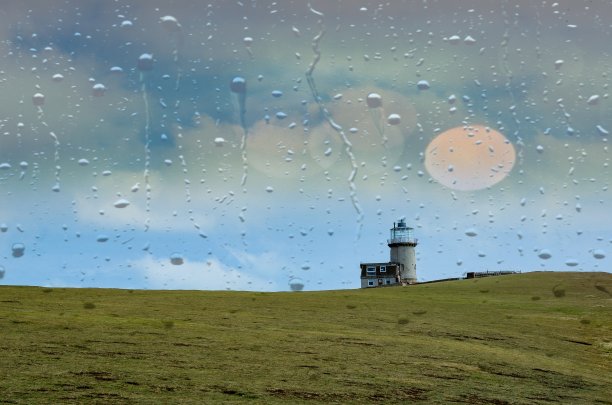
(553, 289, 566, 298)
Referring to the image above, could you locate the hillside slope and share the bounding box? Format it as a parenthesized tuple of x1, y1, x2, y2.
(1, 271, 610, 404)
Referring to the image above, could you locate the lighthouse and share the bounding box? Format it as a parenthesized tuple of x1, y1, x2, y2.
(359, 218, 418, 288)
(388, 219, 418, 284)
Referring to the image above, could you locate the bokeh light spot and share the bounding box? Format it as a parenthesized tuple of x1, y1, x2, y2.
(425, 125, 516, 191)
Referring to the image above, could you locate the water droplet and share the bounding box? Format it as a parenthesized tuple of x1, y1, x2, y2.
(592, 249, 606, 260)
(587, 95, 600, 105)
(230, 76, 246, 94)
(113, 198, 130, 209)
(11, 243, 25, 258)
(214, 137, 226, 147)
(265, 186, 274, 193)
(32, 93, 45, 106)
(170, 253, 184, 265)
(78, 158, 90, 166)
(448, 35, 461, 44)
(538, 249, 552, 260)
(464, 228, 478, 237)
(0, 265, 5, 279)
(137, 53, 154, 71)
(271, 90, 283, 98)
(417, 80, 430, 90)
(289, 277, 304, 291)
(463, 35, 476, 44)
(387, 113, 401, 125)
(366, 92, 382, 108)
(565, 259, 579, 267)
(92, 83, 106, 97)
(97, 235, 109, 243)
(160, 15, 181, 31)
(596, 125, 609, 136)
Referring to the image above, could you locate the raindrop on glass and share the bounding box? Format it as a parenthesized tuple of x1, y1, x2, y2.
(32, 93, 45, 106)
(387, 114, 401, 125)
(366, 92, 382, 108)
(417, 80, 430, 90)
(289, 277, 304, 291)
(113, 198, 130, 209)
(170, 253, 184, 265)
(11, 243, 25, 258)
(92, 83, 106, 97)
(538, 249, 552, 260)
(464, 228, 478, 237)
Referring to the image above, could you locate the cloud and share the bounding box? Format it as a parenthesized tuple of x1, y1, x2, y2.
(133, 255, 278, 291)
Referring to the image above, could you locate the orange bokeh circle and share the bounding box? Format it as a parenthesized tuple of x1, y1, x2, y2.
(424, 125, 516, 191)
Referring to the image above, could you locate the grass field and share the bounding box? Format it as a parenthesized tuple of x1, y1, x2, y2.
(0, 271, 610, 404)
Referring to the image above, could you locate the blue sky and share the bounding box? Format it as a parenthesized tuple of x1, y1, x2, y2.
(0, 0, 610, 291)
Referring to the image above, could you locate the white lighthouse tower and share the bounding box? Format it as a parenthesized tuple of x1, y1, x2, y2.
(388, 219, 418, 284)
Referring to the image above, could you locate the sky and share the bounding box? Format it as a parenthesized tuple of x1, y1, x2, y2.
(0, 0, 610, 291)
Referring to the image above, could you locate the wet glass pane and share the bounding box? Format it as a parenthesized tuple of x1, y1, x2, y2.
(0, 1, 609, 290)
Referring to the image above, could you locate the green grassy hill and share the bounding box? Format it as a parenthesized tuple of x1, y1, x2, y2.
(1, 271, 610, 404)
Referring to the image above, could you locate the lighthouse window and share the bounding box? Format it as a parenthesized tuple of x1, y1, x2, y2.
(366, 266, 376, 274)
(368, 281, 375, 287)
(380, 266, 386, 273)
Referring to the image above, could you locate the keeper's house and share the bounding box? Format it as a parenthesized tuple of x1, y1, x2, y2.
(359, 262, 401, 288)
